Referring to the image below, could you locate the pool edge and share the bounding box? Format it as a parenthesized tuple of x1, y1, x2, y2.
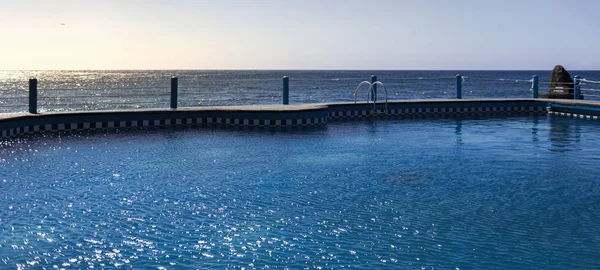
(2, 99, 599, 140)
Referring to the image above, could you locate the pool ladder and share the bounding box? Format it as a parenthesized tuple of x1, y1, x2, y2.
(353, 81, 388, 114)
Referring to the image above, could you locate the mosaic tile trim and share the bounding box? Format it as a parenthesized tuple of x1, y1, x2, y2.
(548, 111, 600, 120)
(0, 103, 558, 140)
(328, 105, 547, 119)
(0, 116, 328, 139)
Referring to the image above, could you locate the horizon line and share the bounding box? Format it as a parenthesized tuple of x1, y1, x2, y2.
(2, 68, 599, 72)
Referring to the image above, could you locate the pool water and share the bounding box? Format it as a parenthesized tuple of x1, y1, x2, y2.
(1, 116, 600, 269)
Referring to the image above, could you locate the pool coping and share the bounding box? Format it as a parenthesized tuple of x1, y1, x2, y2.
(1, 98, 599, 139)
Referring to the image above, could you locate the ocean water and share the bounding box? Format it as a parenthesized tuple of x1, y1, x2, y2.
(1, 70, 599, 113)
(1, 116, 600, 269)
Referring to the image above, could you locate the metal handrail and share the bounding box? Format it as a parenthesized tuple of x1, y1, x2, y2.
(353, 81, 372, 103)
(367, 81, 388, 112)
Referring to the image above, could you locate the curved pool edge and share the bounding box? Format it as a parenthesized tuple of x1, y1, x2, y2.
(1, 99, 599, 140)
(540, 99, 600, 120)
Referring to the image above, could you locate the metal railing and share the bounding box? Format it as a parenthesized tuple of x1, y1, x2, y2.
(2, 72, 592, 114)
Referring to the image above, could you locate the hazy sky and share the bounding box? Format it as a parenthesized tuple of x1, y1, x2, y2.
(1, 0, 599, 70)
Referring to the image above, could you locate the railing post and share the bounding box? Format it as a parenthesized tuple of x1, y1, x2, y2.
(456, 74, 462, 99)
(282, 76, 289, 105)
(370, 75, 377, 102)
(574, 75, 581, 100)
(170, 76, 178, 109)
(532, 75, 539, 98)
(28, 78, 38, 114)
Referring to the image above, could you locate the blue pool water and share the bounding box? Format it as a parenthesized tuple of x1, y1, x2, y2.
(1, 116, 600, 269)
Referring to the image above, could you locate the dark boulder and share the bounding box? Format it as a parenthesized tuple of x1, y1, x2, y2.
(548, 65, 574, 93)
(539, 65, 583, 99)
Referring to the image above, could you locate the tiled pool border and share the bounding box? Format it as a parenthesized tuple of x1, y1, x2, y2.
(1, 99, 599, 139)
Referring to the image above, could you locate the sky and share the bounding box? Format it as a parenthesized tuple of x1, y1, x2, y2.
(0, 0, 599, 70)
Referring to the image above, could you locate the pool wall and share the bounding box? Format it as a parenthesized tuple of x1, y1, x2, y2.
(1, 99, 598, 139)
(545, 100, 600, 120)
(327, 99, 546, 120)
(0, 104, 329, 139)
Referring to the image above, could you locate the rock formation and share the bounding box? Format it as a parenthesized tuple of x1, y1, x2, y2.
(539, 65, 583, 99)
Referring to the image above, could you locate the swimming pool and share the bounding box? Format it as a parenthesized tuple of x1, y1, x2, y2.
(1, 115, 600, 269)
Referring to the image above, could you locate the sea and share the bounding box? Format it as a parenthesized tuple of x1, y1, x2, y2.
(1, 70, 599, 113)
